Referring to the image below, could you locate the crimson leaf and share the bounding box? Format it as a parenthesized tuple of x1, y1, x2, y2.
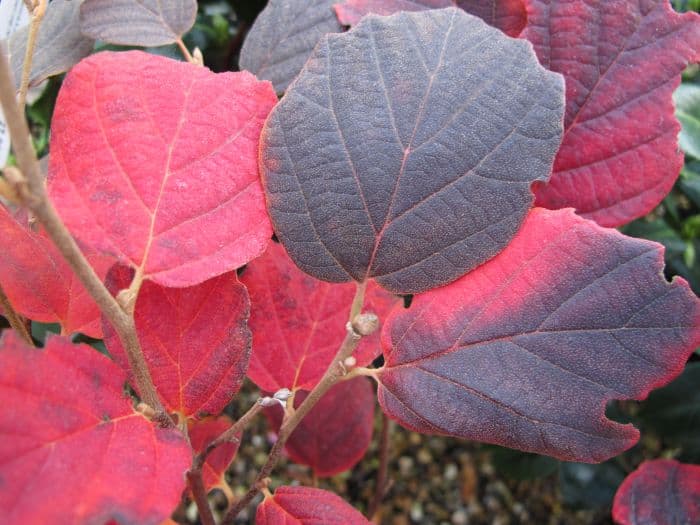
(335, 0, 526, 36)
(104, 266, 251, 419)
(265, 377, 375, 477)
(242, 242, 397, 392)
(523, 0, 700, 226)
(48, 51, 277, 287)
(256, 486, 369, 524)
(377, 208, 700, 462)
(239, 0, 343, 94)
(0, 205, 112, 338)
(612, 459, 700, 525)
(261, 8, 564, 294)
(0, 332, 191, 524)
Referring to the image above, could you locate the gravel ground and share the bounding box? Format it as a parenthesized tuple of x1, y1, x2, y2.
(184, 383, 615, 525)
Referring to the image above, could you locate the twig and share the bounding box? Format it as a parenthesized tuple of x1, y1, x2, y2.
(367, 413, 392, 519)
(0, 283, 32, 345)
(18, 0, 47, 112)
(221, 305, 378, 524)
(187, 400, 265, 524)
(0, 42, 170, 426)
(176, 38, 195, 63)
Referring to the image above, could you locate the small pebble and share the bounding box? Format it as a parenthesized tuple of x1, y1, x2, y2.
(398, 456, 414, 475)
(445, 463, 459, 481)
(410, 502, 424, 522)
(451, 509, 469, 525)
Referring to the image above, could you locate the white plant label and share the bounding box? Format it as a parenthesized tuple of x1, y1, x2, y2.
(0, 0, 30, 167)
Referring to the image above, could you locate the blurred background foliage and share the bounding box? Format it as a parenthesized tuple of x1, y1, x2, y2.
(18, 1, 700, 523)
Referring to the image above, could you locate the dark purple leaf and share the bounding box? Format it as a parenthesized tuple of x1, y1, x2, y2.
(261, 8, 564, 294)
(240, 0, 343, 94)
(378, 208, 700, 462)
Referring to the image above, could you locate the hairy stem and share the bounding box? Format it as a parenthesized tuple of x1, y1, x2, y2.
(0, 42, 170, 425)
(222, 293, 377, 523)
(0, 283, 32, 345)
(18, 0, 47, 112)
(367, 413, 392, 519)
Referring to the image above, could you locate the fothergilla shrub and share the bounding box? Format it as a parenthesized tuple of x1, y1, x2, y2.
(1, 1, 699, 524)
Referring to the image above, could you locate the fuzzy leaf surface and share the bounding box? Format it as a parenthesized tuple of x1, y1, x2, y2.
(335, 0, 526, 36)
(9, 0, 94, 89)
(256, 486, 370, 524)
(80, 0, 197, 46)
(189, 416, 239, 493)
(104, 267, 251, 419)
(0, 332, 191, 524)
(524, 0, 700, 226)
(48, 51, 276, 287)
(378, 208, 700, 462)
(261, 8, 564, 294)
(612, 459, 700, 525)
(266, 377, 375, 477)
(240, 0, 343, 94)
(242, 242, 397, 392)
(0, 205, 112, 338)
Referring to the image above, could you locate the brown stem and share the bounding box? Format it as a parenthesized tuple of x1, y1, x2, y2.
(0, 42, 170, 425)
(187, 400, 264, 525)
(18, 0, 47, 112)
(222, 309, 377, 524)
(192, 400, 264, 473)
(187, 470, 216, 525)
(367, 413, 392, 519)
(0, 283, 32, 345)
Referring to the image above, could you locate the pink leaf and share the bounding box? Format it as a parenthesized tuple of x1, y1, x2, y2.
(256, 486, 369, 524)
(0, 204, 112, 338)
(104, 266, 251, 419)
(613, 459, 700, 525)
(0, 332, 191, 524)
(48, 51, 277, 287)
(523, 0, 700, 226)
(265, 377, 375, 477)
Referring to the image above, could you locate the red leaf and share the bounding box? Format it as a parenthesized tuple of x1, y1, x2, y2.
(189, 416, 239, 494)
(456, 1, 526, 36)
(242, 242, 397, 392)
(523, 0, 700, 226)
(378, 208, 700, 462)
(256, 486, 370, 524)
(0, 205, 112, 338)
(261, 8, 564, 294)
(47, 51, 277, 287)
(0, 332, 191, 524)
(266, 377, 375, 477)
(335, 1, 526, 36)
(613, 459, 700, 525)
(104, 266, 251, 419)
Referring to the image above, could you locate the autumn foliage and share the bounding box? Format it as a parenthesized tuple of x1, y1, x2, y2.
(1, 0, 699, 524)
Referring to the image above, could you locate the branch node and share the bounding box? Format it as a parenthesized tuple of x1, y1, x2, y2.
(351, 312, 378, 336)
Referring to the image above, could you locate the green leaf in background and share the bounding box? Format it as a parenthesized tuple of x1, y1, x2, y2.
(680, 162, 700, 207)
(489, 447, 559, 481)
(674, 84, 700, 159)
(638, 362, 700, 462)
(558, 461, 626, 510)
